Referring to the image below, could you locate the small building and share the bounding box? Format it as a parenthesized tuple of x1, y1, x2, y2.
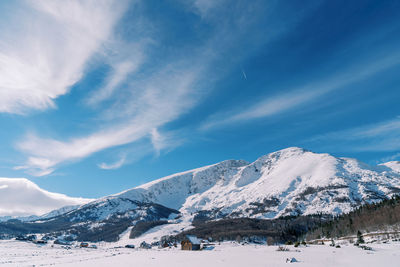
(181, 235, 201, 251)
(140, 241, 151, 249)
(54, 239, 72, 245)
(15, 235, 29, 241)
(27, 235, 37, 241)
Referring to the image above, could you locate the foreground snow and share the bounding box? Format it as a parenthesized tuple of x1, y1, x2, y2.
(0, 240, 399, 267)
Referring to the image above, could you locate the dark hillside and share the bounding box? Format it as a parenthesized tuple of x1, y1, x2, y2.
(174, 215, 326, 243)
(0, 199, 179, 242)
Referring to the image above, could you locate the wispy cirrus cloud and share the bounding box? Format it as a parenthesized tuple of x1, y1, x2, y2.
(86, 39, 148, 107)
(150, 128, 184, 157)
(201, 52, 400, 130)
(305, 116, 400, 153)
(379, 153, 400, 163)
(0, 0, 127, 114)
(98, 154, 127, 170)
(188, 0, 226, 17)
(150, 128, 165, 157)
(201, 88, 326, 130)
(16, 63, 201, 175)
(86, 61, 138, 106)
(13, 0, 316, 176)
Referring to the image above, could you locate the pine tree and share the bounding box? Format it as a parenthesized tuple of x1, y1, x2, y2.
(357, 230, 364, 244)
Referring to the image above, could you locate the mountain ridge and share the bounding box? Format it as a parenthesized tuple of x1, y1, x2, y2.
(102, 147, 400, 220)
(2, 147, 400, 242)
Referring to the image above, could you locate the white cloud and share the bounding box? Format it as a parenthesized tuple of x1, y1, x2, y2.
(17, 64, 201, 175)
(0, 177, 91, 216)
(98, 154, 126, 170)
(150, 128, 164, 157)
(191, 0, 225, 17)
(305, 117, 400, 152)
(17, 122, 149, 176)
(353, 119, 400, 138)
(380, 153, 400, 163)
(149, 128, 183, 157)
(86, 59, 142, 106)
(13, 0, 292, 175)
(0, 0, 127, 113)
(201, 52, 400, 130)
(201, 88, 326, 130)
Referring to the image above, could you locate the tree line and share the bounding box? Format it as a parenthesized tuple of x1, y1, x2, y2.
(306, 195, 400, 240)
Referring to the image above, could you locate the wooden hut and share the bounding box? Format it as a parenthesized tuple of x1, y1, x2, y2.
(181, 235, 201, 250)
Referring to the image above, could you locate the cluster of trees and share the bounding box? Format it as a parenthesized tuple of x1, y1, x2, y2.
(175, 215, 324, 243)
(0, 213, 134, 242)
(178, 195, 400, 244)
(306, 195, 400, 240)
(0, 199, 180, 242)
(70, 216, 133, 242)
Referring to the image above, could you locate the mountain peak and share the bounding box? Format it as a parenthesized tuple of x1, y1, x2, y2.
(266, 147, 312, 159)
(276, 146, 309, 153)
(21, 147, 400, 242)
(108, 147, 400, 220)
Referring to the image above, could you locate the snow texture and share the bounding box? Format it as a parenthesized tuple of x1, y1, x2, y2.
(380, 161, 400, 173)
(104, 147, 400, 220)
(0, 240, 399, 266)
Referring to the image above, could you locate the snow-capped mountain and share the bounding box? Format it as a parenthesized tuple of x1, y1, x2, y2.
(4, 148, 400, 241)
(0, 205, 82, 223)
(51, 147, 400, 223)
(101, 147, 400, 220)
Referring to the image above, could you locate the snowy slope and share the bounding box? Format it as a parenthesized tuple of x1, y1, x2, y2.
(0, 178, 92, 217)
(39, 205, 83, 219)
(25, 147, 400, 241)
(1, 239, 400, 267)
(104, 147, 400, 220)
(380, 161, 400, 173)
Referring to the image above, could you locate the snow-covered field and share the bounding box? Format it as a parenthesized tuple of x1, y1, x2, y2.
(0, 240, 399, 267)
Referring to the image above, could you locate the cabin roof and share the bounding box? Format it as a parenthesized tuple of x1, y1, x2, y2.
(186, 235, 200, 245)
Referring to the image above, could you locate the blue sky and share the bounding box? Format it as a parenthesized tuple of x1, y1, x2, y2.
(0, 0, 400, 198)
